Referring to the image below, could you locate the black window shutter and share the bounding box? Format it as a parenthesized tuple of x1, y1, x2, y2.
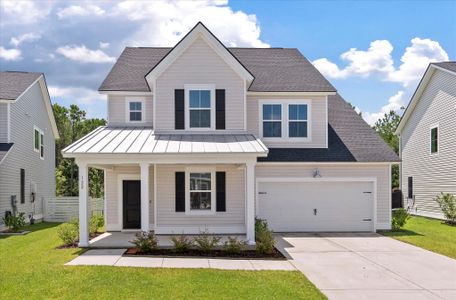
(215, 89, 226, 130)
(408, 177, 413, 199)
(216, 172, 226, 212)
(175, 172, 185, 212)
(175, 89, 185, 130)
(20, 169, 25, 203)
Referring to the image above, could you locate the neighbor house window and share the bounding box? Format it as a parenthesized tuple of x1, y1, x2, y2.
(430, 126, 438, 154)
(288, 104, 308, 138)
(185, 168, 215, 214)
(34, 126, 44, 159)
(34, 128, 40, 151)
(189, 90, 211, 128)
(128, 101, 143, 122)
(262, 104, 282, 137)
(408, 177, 413, 199)
(20, 169, 25, 204)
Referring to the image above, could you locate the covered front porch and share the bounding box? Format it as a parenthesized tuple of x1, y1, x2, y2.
(62, 127, 268, 248)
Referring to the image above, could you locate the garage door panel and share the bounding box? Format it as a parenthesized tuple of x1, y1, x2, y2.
(257, 181, 374, 232)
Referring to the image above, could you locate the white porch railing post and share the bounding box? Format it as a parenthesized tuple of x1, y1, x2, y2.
(77, 161, 89, 247)
(246, 161, 256, 244)
(140, 162, 150, 232)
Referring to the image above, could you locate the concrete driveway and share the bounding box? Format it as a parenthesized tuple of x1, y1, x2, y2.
(276, 233, 456, 300)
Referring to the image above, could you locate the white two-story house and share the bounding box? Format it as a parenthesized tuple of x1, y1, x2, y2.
(396, 62, 456, 219)
(63, 23, 399, 246)
(0, 71, 59, 228)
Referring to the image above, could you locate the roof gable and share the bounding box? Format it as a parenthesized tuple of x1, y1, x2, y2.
(145, 22, 254, 84)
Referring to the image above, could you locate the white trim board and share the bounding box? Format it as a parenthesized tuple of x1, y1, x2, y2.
(154, 225, 246, 235)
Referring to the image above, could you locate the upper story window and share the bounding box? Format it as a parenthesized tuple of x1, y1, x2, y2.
(185, 85, 215, 130)
(34, 126, 44, 159)
(430, 125, 438, 154)
(260, 100, 311, 140)
(126, 98, 145, 123)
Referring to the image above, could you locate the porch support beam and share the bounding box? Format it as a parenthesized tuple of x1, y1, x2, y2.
(246, 161, 256, 244)
(140, 162, 150, 232)
(77, 160, 89, 247)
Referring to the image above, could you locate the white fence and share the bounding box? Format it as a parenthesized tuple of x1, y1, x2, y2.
(44, 197, 103, 222)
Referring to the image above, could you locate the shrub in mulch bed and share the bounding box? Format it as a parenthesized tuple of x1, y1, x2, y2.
(124, 247, 285, 259)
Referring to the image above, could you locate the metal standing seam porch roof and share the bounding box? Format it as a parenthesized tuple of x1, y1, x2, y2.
(62, 127, 268, 156)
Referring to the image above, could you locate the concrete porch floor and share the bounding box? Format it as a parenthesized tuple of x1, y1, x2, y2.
(89, 232, 248, 248)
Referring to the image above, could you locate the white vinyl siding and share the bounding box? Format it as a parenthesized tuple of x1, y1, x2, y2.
(401, 69, 456, 218)
(107, 95, 153, 126)
(248, 95, 327, 148)
(0, 104, 8, 143)
(0, 81, 56, 225)
(256, 164, 391, 228)
(155, 37, 244, 132)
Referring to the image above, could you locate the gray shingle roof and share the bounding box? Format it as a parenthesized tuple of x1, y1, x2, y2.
(0, 143, 13, 164)
(0, 71, 42, 100)
(433, 61, 456, 73)
(99, 47, 335, 92)
(259, 94, 400, 162)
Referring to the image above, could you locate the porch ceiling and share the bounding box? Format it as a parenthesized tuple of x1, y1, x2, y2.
(62, 126, 268, 156)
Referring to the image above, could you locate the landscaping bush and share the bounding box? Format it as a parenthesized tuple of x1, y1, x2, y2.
(170, 234, 193, 253)
(223, 237, 247, 255)
(435, 193, 456, 225)
(255, 218, 275, 254)
(391, 208, 410, 231)
(57, 223, 78, 246)
(193, 231, 221, 253)
(2, 212, 26, 232)
(131, 231, 158, 253)
(89, 214, 104, 235)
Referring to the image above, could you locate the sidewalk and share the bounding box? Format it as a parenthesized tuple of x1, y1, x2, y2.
(65, 249, 296, 271)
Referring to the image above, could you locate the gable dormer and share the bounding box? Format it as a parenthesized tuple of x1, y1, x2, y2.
(146, 22, 254, 132)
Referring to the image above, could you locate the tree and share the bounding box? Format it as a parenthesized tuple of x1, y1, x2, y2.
(53, 103, 106, 197)
(373, 110, 401, 188)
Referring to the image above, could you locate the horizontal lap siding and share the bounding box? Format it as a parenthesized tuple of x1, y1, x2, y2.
(107, 95, 153, 126)
(401, 70, 456, 217)
(156, 164, 245, 227)
(256, 164, 390, 226)
(0, 104, 7, 142)
(247, 95, 327, 148)
(155, 37, 244, 131)
(0, 82, 55, 225)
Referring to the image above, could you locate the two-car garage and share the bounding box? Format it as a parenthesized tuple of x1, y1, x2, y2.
(256, 179, 375, 232)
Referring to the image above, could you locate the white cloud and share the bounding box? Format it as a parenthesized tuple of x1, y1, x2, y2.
(362, 90, 406, 125)
(0, 0, 53, 24)
(387, 38, 449, 87)
(313, 37, 448, 87)
(0, 46, 22, 61)
(56, 45, 115, 63)
(99, 42, 110, 49)
(57, 4, 106, 19)
(10, 32, 41, 47)
(112, 0, 269, 47)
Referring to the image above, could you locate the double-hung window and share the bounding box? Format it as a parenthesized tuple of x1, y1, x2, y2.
(34, 126, 44, 159)
(189, 90, 211, 128)
(186, 168, 215, 214)
(288, 104, 308, 138)
(430, 125, 438, 154)
(262, 104, 282, 137)
(126, 98, 144, 122)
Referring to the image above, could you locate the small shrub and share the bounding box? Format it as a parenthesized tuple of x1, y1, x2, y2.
(193, 231, 221, 253)
(435, 193, 456, 224)
(391, 208, 410, 231)
(57, 223, 78, 246)
(131, 231, 158, 253)
(255, 218, 275, 254)
(170, 234, 193, 253)
(89, 215, 104, 235)
(2, 212, 26, 232)
(223, 237, 247, 254)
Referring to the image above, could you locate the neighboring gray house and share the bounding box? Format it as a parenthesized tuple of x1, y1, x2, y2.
(396, 62, 456, 219)
(0, 71, 59, 227)
(62, 23, 399, 247)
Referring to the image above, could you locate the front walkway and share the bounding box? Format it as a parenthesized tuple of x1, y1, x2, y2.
(66, 249, 295, 271)
(276, 233, 456, 300)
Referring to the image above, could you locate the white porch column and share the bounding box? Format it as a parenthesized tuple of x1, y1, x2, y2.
(246, 161, 256, 244)
(77, 161, 89, 247)
(140, 162, 150, 232)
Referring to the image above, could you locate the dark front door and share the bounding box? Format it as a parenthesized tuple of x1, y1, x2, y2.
(123, 180, 141, 229)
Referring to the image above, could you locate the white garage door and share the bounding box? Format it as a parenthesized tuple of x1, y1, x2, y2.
(257, 180, 374, 232)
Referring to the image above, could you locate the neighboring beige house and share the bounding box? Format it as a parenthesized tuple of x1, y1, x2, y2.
(63, 23, 399, 247)
(396, 62, 456, 219)
(0, 72, 59, 228)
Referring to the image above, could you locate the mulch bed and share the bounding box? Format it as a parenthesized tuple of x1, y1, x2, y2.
(0, 230, 30, 236)
(125, 248, 286, 260)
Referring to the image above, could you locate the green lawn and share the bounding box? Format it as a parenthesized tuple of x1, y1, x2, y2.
(382, 216, 456, 259)
(0, 222, 325, 299)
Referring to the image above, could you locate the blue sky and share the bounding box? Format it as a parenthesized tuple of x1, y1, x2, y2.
(1, 0, 455, 124)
